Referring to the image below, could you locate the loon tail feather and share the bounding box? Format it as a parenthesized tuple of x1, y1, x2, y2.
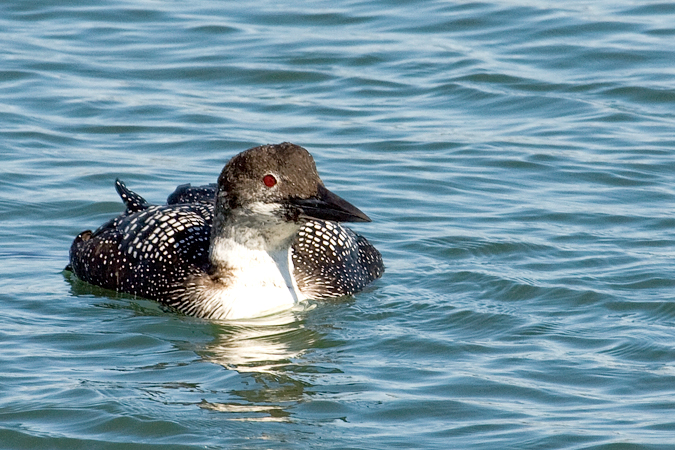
(115, 179, 150, 213)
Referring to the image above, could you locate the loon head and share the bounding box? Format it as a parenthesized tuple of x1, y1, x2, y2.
(211, 142, 370, 252)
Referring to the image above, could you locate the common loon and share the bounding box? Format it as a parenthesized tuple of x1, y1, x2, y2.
(67, 143, 384, 320)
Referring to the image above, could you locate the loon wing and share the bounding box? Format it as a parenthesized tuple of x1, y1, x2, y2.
(69, 203, 212, 300)
(291, 220, 384, 299)
(69, 180, 213, 301)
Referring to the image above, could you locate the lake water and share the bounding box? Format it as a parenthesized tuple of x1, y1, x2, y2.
(2, 1, 675, 448)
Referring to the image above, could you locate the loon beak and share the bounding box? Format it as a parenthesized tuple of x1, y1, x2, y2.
(291, 184, 371, 223)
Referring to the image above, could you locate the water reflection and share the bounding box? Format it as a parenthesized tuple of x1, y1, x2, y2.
(198, 305, 325, 422)
(203, 307, 314, 372)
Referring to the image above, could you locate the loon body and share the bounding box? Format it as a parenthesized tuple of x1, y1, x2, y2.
(68, 143, 384, 319)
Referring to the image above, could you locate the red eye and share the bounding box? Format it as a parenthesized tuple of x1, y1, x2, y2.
(263, 174, 277, 187)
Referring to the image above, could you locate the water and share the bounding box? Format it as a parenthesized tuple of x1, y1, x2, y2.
(2, 0, 675, 448)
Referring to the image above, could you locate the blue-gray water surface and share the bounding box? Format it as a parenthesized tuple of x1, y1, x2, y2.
(2, 1, 675, 449)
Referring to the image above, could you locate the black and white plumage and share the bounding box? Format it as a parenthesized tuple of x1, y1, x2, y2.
(68, 143, 384, 320)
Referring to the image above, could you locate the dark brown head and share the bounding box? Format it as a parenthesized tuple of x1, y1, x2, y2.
(216, 142, 370, 223)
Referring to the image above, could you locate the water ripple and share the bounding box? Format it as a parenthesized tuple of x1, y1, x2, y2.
(2, 0, 675, 448)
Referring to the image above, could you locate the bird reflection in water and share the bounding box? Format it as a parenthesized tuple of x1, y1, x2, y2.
(198, 304, 328, 422)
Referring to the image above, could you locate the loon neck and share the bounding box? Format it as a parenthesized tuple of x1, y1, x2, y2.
(208, 230, 295, 271)
(208, 202, 300, 272)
